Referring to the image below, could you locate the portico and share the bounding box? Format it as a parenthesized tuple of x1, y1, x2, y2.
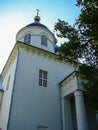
(59, 71, 88, 130)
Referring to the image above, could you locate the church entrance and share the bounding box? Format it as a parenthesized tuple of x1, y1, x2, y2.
(61, 94, 98, 130)
(61, 95, 77, 130)
(61, 90, 89, 130)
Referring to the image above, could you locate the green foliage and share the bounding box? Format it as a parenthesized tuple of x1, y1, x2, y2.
(55, 0, 98, 111)
(76, 0, 98, 44)
(55, 20, 82, 63)
(79, 65, 98, 111)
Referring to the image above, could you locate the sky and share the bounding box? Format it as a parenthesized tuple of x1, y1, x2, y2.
(0, 0, 80, 73)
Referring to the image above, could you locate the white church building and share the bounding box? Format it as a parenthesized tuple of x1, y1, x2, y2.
(0, 14, 97, 130)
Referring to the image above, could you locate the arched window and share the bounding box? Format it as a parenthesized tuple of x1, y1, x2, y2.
(24, 34, 31, 44)
(41, 35, 47, 46)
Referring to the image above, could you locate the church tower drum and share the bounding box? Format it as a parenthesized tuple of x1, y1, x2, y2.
(16, 15, 57, 53)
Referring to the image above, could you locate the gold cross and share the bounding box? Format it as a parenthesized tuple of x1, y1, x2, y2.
(36, 9, 40, 16)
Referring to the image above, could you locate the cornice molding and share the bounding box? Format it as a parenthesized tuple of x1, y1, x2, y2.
(1, 45, 18, 79)
(59, 71, 78, 87)
(18, 42, 62, 62)
(0, 42, 71, 79)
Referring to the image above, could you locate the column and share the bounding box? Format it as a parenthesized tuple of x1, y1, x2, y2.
(74, 90, 88, 130)
(61, 98, 73, 130)
(96, 113, 98, 125)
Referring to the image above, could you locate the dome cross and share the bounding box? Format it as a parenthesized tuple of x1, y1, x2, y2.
(36, 9, 40, 16)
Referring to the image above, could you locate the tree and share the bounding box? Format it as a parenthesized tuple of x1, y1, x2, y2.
(55, 0, 98, 112)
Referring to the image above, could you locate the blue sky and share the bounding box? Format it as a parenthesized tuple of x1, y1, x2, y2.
(0, 0, 80, 73)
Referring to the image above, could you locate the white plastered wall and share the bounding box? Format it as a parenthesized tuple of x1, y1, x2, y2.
(0, 53, 18, 130)
(7, 47, 75, 130)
